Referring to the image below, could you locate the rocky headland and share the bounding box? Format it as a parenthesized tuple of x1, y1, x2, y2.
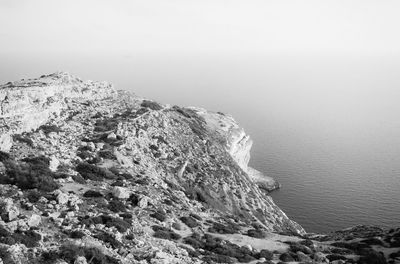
(0, 72, 398, 264)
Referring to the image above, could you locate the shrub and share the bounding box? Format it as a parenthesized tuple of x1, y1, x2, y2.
(39, 124, 62, 134)
(259, 249, 273, 260)
(152, 226, 181, 241)
(58, 243, 119, 264)
(11, 230, 41, 248)
(111, 180, 124, 187)
(71, 174, 86, 184)
(98, 150, 116, 160)
(180, 216, 200, 228)
(127, 194, 139, 206)
(26, 190, 42, 203)
(94, 119, 119, 132)
(183, 236, 204, 248)
(13, 134, 34, 146)
(83, 190, 103, 198)
(1, 155, 59, 192)
(108, 199, 127, 213)
(208, 222, 240, 234)
(184, 233, 261, 263)
(68, 230, 86, 239)
(246, 229, 267, 239)
(76, 163, 117, 181)
(141, 100, 163, 110)
(202, 254, 235, 264)
(119, 213, 133, 219)
(104, 216, 131, 232)
(150, 211, 167, 222)
(0, 151, 10, 162)
(94, 231, 122, 249)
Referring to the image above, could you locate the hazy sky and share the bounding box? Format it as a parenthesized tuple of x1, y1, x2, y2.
(1, 0, 400, 56)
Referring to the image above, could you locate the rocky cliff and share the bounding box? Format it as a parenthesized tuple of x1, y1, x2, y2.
(0, 73, 398, 264)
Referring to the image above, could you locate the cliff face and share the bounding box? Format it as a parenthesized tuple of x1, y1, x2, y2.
(1, 73, 395, 264)
(0, 72, 116, 151)
(195, 109, 281, 192)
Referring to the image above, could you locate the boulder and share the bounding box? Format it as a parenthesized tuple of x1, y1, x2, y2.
(138, 196, 150, 208)
(0, 198, 20, 222)
(55, 191, 69, 205)
(49, 155, 60, 171)
(74, 256, 88, 264)
(112, 187, 130, 199)
(27, 214, 41, 227)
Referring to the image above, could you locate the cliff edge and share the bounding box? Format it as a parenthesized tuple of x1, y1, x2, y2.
(0, 73, 398, 264)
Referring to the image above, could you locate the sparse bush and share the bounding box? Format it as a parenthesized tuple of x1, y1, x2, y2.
(103, 215, 131, 232)
(208, 222, 240, 234)
(0, 151, 10, 162)
(141, 100, 163, 110)
(71, 174, 86, 184)
(94, 231, 122, 249)
(83, 190, 103, 198)
(180, 216, 200, 228)
(26, 190, 42, 203)
(152, 225, 181, 241)
(98, 150, 116, 160)
(1, 155, 59, 192)
(108, 199, 127, 213)
(39, 124, 62, 134)
(202, 254, 235, 264)
(150, 211, 167, 222)
(127, 193, 139, 206)
(246, 229, 267, 239)
(111, 180, 124, 187)
(259, 249, 273, 260)
(183, 233, 260, 263)
(119, 213, 132, 219)
(183, 236, 204, 248)
(58, 243, 119, 264)
(11, 230, 41, 248)
(76, 162, 117, 181)
(13, 134, 34, 146)
(94, 119, 119, 132)
(67, 230, 86, 239)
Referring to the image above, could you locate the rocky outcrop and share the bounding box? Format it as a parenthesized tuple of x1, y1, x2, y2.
(0, 72, 116, 151)
(194, 108, 281, 192)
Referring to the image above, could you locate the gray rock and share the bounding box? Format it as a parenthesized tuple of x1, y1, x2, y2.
(0, 198, 19, 222)
(74, 256, 88, 264)
(27, 214, 41, 227)
(112, 186, 130, 199)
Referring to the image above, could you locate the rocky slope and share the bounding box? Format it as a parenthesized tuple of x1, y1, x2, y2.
(0, 73, 398, 264)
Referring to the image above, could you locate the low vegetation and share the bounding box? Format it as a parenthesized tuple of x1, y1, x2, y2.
(76, 162, 117, 181)
(0, 153, 59, 192)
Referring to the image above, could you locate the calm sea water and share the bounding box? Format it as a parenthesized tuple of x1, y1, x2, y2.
(1, 53, 400, 233)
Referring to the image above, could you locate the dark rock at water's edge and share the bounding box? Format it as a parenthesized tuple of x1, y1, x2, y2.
(0, 72, 398, 263)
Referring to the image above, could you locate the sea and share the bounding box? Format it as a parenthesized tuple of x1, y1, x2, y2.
(1, 52, 400, 233)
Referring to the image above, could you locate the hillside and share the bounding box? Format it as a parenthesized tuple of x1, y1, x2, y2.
(0, 73, 398, 264)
